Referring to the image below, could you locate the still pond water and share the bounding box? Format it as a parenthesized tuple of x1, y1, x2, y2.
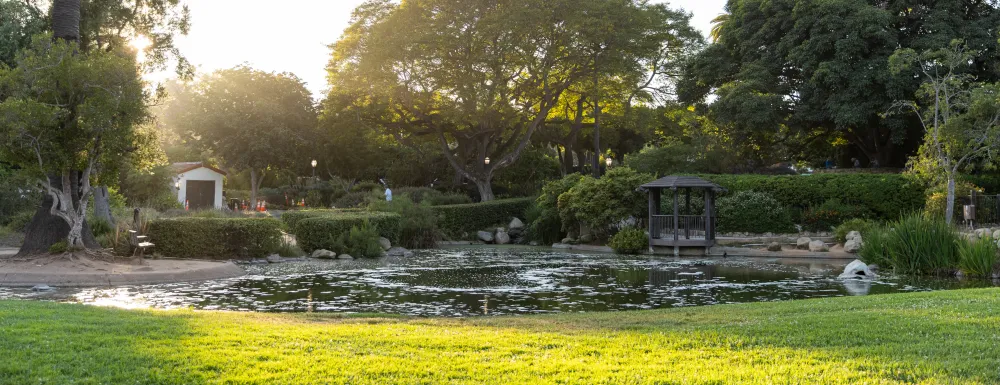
(2, 247, 995, 316)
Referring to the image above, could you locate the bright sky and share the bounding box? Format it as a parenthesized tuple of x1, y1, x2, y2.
(155, 0, 727, 99)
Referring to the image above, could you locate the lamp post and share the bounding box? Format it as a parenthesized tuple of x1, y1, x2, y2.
(484, 157, 490, 166)
(311, 160, 317, 183)
(605, 157, 613, 169)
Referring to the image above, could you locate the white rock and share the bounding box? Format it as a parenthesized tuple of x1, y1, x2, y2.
(265, 254, 284, 263)
(378, 237, 392, 251)
(477, 231, 494, 243)
(839, 259, 876, 278)
(846, 231, 861, 242)
(338, 254, 354, 259)
(975, 228, 992, 238)
(31, 284, 54, 292)
(808, 240, 829, 252)
(495, 228, 511, 245)
(992, 230, 1000, 240)
(844, 239, 861, 253)
(509, 218, 525, 230)
(310, 249, 337, 259)
(796, 237, 812, 250)
(767, 242, 782, 252)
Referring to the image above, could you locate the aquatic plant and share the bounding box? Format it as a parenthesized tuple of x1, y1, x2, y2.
(958, 236, 998, 277)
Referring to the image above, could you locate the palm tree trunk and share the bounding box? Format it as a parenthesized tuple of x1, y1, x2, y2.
(52, 0, 81, 42)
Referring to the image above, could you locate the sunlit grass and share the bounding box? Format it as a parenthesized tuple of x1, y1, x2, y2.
(2, 289, 999, 384)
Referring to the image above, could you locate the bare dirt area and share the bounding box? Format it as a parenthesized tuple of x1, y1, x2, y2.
(0, 250, 245, 287)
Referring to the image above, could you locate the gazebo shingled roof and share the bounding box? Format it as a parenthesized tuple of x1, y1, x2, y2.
(641, 176, 726, 191)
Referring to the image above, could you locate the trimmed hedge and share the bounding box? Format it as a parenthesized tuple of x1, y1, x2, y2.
(702, 174, 924, 222)
(432, 197, 534, 238)
(294, 212, 401, 253)
(280, 209, 367, 230)
(146, 218, 282, 259)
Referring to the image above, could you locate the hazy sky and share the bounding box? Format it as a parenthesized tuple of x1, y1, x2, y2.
(156, 0, 727, 98)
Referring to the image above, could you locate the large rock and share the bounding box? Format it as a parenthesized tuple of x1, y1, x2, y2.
(338, 254, 354, 260)
(846, 231, 861, 242)
(975, 228, 992, 239)
(796, 237, 812, 250)
(310, 249, 337, 259)
(495, 228, 511, 245)
(808, 240, 829, 252)
(579, 234, 594, 244)
(509, 218, 525, 230)
(844, 239, 862, 253)
(265, 254, 284, 263)
(767, 242, 782, 252)
(378, 237, 392, 251)
(477, 231, 494, 243)
(385, 247, 415, 258)
(839, 259, 876, 278)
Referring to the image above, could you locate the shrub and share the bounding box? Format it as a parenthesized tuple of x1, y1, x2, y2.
(958, 236, 998, 277)
(834, 218, 879, 244)
(305, 190, 324, 208)
(146, 218, 282, 259)
(558, 168, 654, 239)
(335, 190, 378, 208)
(492, 146, 561, 197)
(274, 239, 305, 258)
(49, 240, 67, 254)
(5, 211, 34, 232)
(858, 213, 960, 275)
(703, 174, 924, 222)
(716, 191, 796, 234)
(369, 195, 440, 249)
(333, 222, 384, 258)
(432, 198, 534, 239)
(87, 217, 114, 238)
(608, 227, 648, 254)
(294, 212, 401, 252)
(427, 192, 473, 206)
(530, 174, 585, 243)
(923, 181, 983, 221)
(801, 199, 866, 232)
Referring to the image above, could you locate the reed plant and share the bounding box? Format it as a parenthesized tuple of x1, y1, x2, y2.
(858, 213, 959, 275)
(958, 236, 998, 277)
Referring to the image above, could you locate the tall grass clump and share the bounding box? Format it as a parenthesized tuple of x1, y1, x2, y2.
(858, 213, 959, 275)
(958, 237, 998, 277)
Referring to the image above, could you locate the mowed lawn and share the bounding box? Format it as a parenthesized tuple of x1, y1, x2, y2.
(1, 289, 999, 385)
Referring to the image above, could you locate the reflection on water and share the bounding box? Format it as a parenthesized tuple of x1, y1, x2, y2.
(1, 247, 996, 316)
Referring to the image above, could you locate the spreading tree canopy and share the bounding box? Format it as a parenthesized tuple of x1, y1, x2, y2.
(326, 0, 698, 201)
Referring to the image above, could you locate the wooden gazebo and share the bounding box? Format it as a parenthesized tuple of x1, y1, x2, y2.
(641, 176, 726, 256)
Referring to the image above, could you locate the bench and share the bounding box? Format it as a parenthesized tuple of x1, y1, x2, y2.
(129, 230, 155, 258)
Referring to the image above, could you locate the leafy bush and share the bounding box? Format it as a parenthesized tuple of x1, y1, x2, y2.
(716, 191, 796, 234)
(492, 146, 561, 197)
(369, 195, 439, 249)
(5, 211, 34, 232)
(335, 190, 378, 208)
(858, 213, 960, 275)
(87, 217, 114, 238)
(923, 181, 983, 221)
(49, 240, 68, 254)
(801, 199, 866, 232)
(432, 198, 534, 239)
(958, 236, 998, 277)
(274, 240, 305, 258)
(530, 174, 585, 243)
(703, 174, 924, 222)
(332, 222, 384, 258)
(834, 218, 879, 244)
(608, 227, 648, 254)
(146, 218, 282, 259)
(305, 190, 324, 208)
(294, 212, 401, 252)
(427, 192, 472, 206)
(558, 168, 654, 239)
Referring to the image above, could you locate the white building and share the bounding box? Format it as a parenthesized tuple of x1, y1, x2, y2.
(171, 162, 227, 210)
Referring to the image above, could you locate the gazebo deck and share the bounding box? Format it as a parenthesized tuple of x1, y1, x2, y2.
(649, 214, 715, 246)
(641, 176, 726, 254)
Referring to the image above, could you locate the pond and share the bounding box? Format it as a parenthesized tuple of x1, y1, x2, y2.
(1, 247, 996, 316)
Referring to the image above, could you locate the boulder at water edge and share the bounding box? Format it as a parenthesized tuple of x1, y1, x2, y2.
(579, 234, 594, 244)
(385, 247, 415, 258)
(477, 231, 495, 243)
(338, 254, 354, 260)
(796, 237, 812, 250)
(378, 237, 392, 251)
(993, 230, 1000, 239)
(310, 249, 337, 259)
(509, 218, 525, 230)
(839, 259, 876, 278)
(844, 239, 862, 253)
(846, 231, 861, 242)
(975, 228, 992, 239)
(495, 228, 511, 245)
(808, 240, 829, 252)
(767, 242, 782, 252)
(265, 254, 284, 263)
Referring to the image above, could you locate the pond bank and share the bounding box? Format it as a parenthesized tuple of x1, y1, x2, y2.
(1, 288, 996, 384)
(0, 249, 245, 287)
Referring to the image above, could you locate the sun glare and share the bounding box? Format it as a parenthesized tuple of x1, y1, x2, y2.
(130, 35, 152, 62)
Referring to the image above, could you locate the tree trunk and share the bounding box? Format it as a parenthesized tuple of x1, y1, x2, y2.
(945, 172, 956, 225)
(592, 101, 601, 178)
(250, 169, 259, 208)
(93, 186, 114, 224)
(18, 175, 98, 255)
(52, 0, 81, 42)
(475, 178, 495, 202)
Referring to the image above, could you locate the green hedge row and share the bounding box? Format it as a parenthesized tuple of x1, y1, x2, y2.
(432, 197, 534, 237)
(146, 218, 282, 259)
(294, 212, 401, 252)
(702, 174, 924, 221)
(280, 209, 368, 229)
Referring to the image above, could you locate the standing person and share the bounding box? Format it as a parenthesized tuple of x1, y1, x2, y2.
(825, 158, 833, 169)
(385, 187, 392, 202)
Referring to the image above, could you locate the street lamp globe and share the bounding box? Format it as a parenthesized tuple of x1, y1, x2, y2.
(605, 157, 613, 168)
(484, 157, 490, 165)
(311, 160, 317, 168)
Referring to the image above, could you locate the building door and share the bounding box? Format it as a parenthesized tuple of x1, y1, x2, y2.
(186, 180, 215, 210)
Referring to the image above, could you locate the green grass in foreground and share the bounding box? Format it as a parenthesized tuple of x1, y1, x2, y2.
(2, 289, 1000, 384)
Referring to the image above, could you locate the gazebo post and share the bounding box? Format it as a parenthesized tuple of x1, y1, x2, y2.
(684, 188, 691, 239)
(704, 188, 713, 253)
(647, 188, 655, 251)
(672, 187, 679, 257)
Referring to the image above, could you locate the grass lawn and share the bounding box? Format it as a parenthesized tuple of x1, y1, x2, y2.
(1, 289, 999, 384)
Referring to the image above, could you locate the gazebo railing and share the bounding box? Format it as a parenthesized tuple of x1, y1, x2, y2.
(649, 215, 714, 240)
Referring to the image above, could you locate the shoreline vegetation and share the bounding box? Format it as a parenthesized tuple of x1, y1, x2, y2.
(2, 288, 998, 384)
